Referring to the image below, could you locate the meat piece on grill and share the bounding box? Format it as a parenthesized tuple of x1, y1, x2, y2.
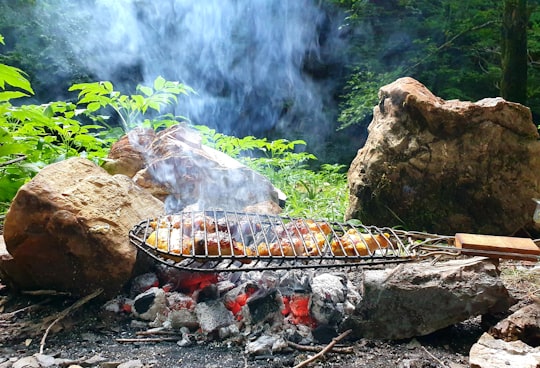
(192, 231, 253, 262)
(256, 233, 324, 257)
(274, 219, 332, 238)
(145, 228, 194, 256)
(330, 229, 391, 256)
(149, 214, 217, 236)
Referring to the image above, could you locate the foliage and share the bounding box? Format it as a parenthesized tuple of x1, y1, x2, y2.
(194, 126, 348, 221)
(69, 77, 194, 132)
(0, 69, 113, 211)
(332, 0, 540, 128)
(0, 39, 195, 215)
(0, 49, 348, 219)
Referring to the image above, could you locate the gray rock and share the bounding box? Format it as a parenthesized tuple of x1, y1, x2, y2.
(469, 332, 540, 368)
(117, 360, 144, 368)
(194, 300, 235, 334)
(12, 356, 39, 368)
(310, 273, 360, 325)
(33, 354, 55, 367)
(342, 257, 514, 339)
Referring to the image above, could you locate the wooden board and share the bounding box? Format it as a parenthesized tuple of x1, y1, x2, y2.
(455, 233, 540, 261)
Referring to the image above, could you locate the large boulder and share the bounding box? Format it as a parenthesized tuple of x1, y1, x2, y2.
(341, 257, 514, 340)
(346, 77, 540, 235)
(0, 157, 164, 298)
(104, 124, 283, 214)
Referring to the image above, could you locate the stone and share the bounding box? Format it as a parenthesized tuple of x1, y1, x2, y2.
(310, 273, 360, 326)
(103, 128, 155, 178)
(469, 332, 540, 368)
(131, 287, 167, 321)
(194, 300, 235, 334)
(346, 77, 540, 235)
(33, 353, 56, 367)
(244, 334, 288, 356)
(105, 124, 283, 213)
(117, 360, 144, 368)
(12, 356, 39, 368)
(341, 257, 514, 340)
(490, 301, 540, 346)
(0, 157, 164, 298)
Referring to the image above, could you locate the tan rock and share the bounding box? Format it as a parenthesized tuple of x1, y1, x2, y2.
(106, 124, 282, 213)
(0, 157, 164, 298)
(490, 301, 540, 345)
(346, 77, 540, 234)
(470, 332, 540, 368)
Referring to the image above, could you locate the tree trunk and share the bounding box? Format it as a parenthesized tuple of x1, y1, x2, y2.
(501, 0, 528, 104)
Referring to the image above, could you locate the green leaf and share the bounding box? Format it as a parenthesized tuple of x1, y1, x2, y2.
(0, 91, 29, 101)
(0, 64, 34, 94)
(86, 102, 102, 112)
(138, 85, 153, 97)
(153, 76, 166, 90)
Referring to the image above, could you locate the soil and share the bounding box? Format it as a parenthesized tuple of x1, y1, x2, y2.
(0, 261, 537, 368)
(0, 214, 538, 368)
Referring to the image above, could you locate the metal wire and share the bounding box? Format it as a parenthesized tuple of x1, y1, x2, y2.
(129, 210, 538, 272)
(129, 210, 428, 272)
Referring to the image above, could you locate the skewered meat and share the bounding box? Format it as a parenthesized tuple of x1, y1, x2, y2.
(150, 214, 217, 236)
(145, 226, 252, 263)
(274, 219, 332, 237)
(192, 231, 251, 258)
(331, 229, 391, 256)
(146, 228, 194, 256)
(256, 230, 327, 257)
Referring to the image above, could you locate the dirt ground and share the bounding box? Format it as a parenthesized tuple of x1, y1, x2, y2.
(0, 259, 537, 368)
(1, 215, 538, 368)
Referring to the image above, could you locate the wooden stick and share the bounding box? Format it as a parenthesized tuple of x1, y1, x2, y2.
(421, 346, 448, 368)
(287, 340, 354, 354)
(22, 290, 72, 296)
(0, 299, 51, 320)
(0, 155, 26, 168)
(136, 329, 182, 336)
(39, 288, 103, 355)
(116, 337, 180, 343)
(293, 329, 352, 368)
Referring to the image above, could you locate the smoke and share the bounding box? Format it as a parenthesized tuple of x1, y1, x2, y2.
(32, 0, 348, 154)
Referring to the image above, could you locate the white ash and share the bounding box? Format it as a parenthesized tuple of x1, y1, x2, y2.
(195, 300, 235, 334)
(163, 309, 198, 330)
(244, 334, 288, 356)
(310, 273, 361, 325)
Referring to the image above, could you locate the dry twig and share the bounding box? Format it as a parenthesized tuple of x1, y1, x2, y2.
(22, 290, 72, 297)
(0, 299, 51, 320)
(287, 340, 354, 354)
(421, 345, 448, 368)
(293, 329, 353, 368)
(116, 337, 180, 343)
(136, 329, 182, 336)
(39, 288, 103, 354)
(0, 155, 26, 168)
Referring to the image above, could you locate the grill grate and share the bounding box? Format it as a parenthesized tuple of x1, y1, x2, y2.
(129, 210, 457, 272)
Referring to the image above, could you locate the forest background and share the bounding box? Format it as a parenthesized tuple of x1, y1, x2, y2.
(0, 0, 538, 220)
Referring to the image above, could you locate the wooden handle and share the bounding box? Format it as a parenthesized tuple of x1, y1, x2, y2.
(454, 233, 540, 261)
